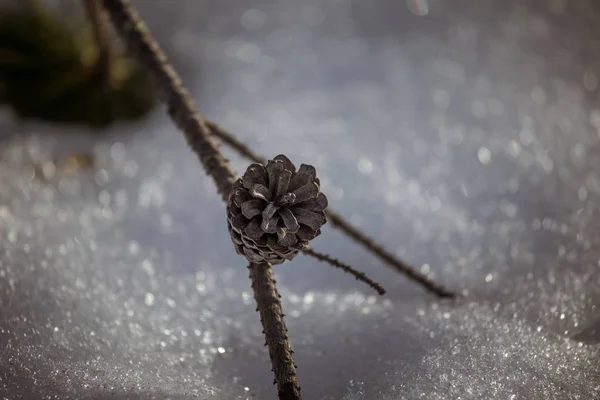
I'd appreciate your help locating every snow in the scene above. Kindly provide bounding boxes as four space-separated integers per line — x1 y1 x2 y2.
1 0 600 398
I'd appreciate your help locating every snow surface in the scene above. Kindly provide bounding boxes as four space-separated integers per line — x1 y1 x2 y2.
1 0 600 398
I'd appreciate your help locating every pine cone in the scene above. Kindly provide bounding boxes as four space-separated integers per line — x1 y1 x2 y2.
227 154 328 265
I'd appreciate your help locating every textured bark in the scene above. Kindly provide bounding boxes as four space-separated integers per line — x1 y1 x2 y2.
249 262 302 400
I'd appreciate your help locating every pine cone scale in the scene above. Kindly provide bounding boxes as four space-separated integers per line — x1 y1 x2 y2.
250 184 271 201
261 214 279 234
278 231 297 247
297 194 328 211
291 182 319 205
242 165 268 189
245 217 264 240
275 169 292 199
241 199 264 219
279 208 300 233
288 164 316 192
230 213 249 229
262 203 279 219
290 207 327 231
267 161 282 193
232 188 251 207
296 226 318 241
273 154 296 171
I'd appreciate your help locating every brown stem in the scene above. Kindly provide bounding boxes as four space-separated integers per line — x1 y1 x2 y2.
85 0 115 84
303 248 386 295
100 1 302 398
100 0 236 201
249 262 302 400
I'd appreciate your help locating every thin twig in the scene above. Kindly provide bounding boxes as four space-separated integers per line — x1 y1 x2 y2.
206 121 456 299
85 0 115 85
99 1 301 397
324 214 456 299
303 248 386 295
207 120 267 164
101 0 235 201
249 263 302 400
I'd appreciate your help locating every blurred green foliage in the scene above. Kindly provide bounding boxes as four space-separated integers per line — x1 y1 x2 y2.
0 1 157 128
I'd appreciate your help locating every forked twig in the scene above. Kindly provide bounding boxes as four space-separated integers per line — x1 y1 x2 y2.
303 248 386 295
207 105 456 298
100 1 300 398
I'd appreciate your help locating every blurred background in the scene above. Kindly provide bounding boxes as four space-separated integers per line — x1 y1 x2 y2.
1 0 600 399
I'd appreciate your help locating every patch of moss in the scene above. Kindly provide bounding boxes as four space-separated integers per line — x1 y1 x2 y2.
0 1 157 128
